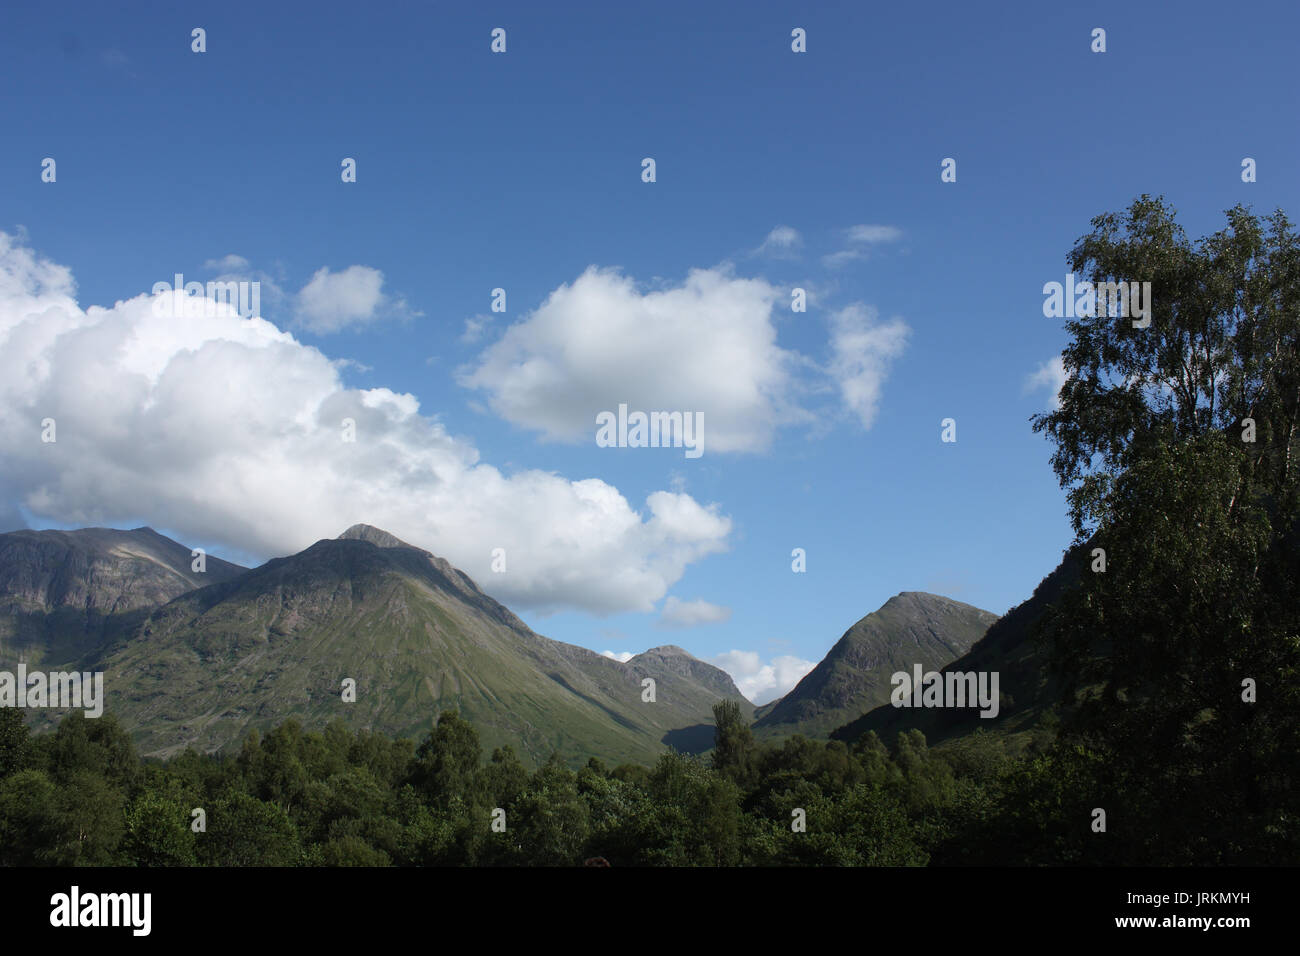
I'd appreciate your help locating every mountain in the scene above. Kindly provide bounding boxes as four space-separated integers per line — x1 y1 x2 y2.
754 592 997 740
830 547 1087 749
86 525 751 764
752 699 780 722
0 527 246 665
627 644 742 700
337 523 415 550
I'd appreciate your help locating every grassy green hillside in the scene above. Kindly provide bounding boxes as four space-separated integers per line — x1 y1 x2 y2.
82 527 749 766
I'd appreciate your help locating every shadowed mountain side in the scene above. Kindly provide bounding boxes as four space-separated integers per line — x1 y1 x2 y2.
831 546 1088 749
752 700 779 722
661 723 720 754
0 526 247 665
754 592 997 740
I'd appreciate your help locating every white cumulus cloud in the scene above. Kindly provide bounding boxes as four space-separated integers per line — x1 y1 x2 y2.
295 265 419 334
460 266 844 454
709 650 817 705
0 232 731 616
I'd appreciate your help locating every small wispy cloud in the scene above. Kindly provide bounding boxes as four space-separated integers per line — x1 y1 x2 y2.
460 313 494 344
845 224 902 244
823 224 902 269
331 357 374 374
657 597 732 629
754 225 802 258
828 303 909 429
203 254 251 273
196 254 286 317
1025 356 1067 409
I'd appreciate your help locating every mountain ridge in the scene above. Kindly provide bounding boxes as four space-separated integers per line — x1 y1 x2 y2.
0 526 248 666
830 546 1088 748
11 525 751 765
754 590 997 740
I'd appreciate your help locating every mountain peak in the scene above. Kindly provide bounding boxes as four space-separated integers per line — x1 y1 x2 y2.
753 590 997 738
636 645 694 659
336 524 415 550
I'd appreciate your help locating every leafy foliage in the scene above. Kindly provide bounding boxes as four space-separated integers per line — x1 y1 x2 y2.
1026 196 1300 864
0 704 1035 866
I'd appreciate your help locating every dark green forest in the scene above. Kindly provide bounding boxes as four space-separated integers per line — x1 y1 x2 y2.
1 196 1298 866
0 683 1289 866
0 704 1014 867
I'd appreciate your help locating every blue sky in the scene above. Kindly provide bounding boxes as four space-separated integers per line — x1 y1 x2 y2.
2 1 1297 702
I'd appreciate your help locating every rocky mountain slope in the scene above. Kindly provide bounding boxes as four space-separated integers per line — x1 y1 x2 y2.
72 525 750 764
754 592 997 740
0 526 246 665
